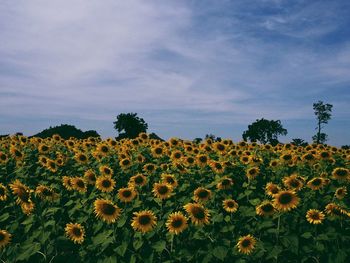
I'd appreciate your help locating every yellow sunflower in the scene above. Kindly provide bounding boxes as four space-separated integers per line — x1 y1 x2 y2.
161 174 178 188
256 201 275 216
117 187 137 203
307 177 325 191
0 152 8 164
96 144 110 156
129 174 147 187
222 199 239 213
283 174 304 191
0 183 7 201
0 230 12 249
236 234 257 255
196 154 208 167
332 168 349 181
131 210 157 233
96 176 116 193
209 161 225 174
143 163 156 174
84 170 96 185
273 190 299 212
75 152 88 164
324 203 345 217
71 177 87 193
306 209 325 224
99 165 113 177
165 212 188 235
62 176 74 191
9 180 32 205
246 167 260 180
216 177 234 190
35 185 59 202
119 158 132 170
152 182 173 200
335 187 347 200
94 199 122 224
65 223 85 244
183 203 210 226
265 182 280 196
193 187 212 203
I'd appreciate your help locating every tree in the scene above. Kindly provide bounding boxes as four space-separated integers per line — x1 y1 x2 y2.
113 113 148 139
33 124 100 139
312 101 333 144
291 138 308 147
242 118 287 145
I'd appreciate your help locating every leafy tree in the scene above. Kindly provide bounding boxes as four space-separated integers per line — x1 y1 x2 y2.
33 124 100 139
291 138 308 147
193 138 203 144
242 118 287 145
113 113 148 139
313 101 333 144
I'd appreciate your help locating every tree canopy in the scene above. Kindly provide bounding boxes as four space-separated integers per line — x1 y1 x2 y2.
313 101 333 144
113 113 148 139
33 124 100 139
242 118 287 145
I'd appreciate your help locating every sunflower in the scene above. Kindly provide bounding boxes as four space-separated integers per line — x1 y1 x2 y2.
96 176 116 193
332 168 349 181
240 155 250 165
38 144 50 153
210 161 225 174
273 190 299 212
307 177 325 191
283 174 304 191
99 165 113 176
117 187 137 203
35 185 59 202
71 177 87 193
62 176 74 191
75 152 88 164
256 201 275 216
46 160 57 173
9 180 32 205
0 183 7 201
0 152 8 164
152 182 173 200
222 199 239 213
306 209 325 224
183 156 196 167
10 147 23 160
196 154 208 167
213 142 226 154
94 199 122 224
0 230 11 249
193 187 212 203
324 203 345 217
136 154 145 163
335 187 347 200
269 159 279 167
119 158 132 170
166 212 188 235
151 146 164 158
131 210 157 233
265 182 280 196
84 170 96 185
246 167 260 180
161 173 178 188
183 203 210 226
129 174 147 187
96 144 110 156
217 177 234 190
236 235 257 255
143 163 156 174
65 223 85 244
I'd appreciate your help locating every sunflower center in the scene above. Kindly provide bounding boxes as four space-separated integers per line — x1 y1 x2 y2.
101 146 108 153
101 203 116 215
104 168 111 175
122 160 130 165
215 163 222 169
278 193 292 204
197 190 209 198
187 157 195 164
139 215 151 225
79 155 87 161
0 155 6 160
122 190 132 197
18 189 30 202
290 180 300 188
0 233 4 241
0 187 5 195
72 227 82 236
155 148 162 154
222 179 231 186
76 180 85 188
241 239 251 248
166 177 175 184
262 204 274 212
336 170 347 177
15 150 22 157
158 186 169 195
227 201 236 208
171 218 184 228
310 213 320 220
146 165 154 171
102 180 111 188
135 176 144 184
199 156 207 163
312 179 322 186
217 144 225 151
191 207 205 219
42 188 52 196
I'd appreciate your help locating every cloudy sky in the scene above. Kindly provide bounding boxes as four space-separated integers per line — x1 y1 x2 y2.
1 0 349 145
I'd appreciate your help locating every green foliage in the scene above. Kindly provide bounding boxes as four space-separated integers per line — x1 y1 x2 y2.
242 118 287 145
313 101 333 144
33 124 100 139
113 113 148 139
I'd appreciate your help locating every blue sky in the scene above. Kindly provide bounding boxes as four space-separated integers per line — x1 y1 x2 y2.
0 0 349 145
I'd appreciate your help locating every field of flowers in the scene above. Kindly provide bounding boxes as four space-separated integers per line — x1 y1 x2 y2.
0 133 350 262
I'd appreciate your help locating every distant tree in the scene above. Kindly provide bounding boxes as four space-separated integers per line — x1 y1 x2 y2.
291 138 308 147
33 124 100 139
193 138 203 144
0 134 9 139
312 101 333 144
149 133 163 141
242 118 287 145
113 113 148 139
204 134 221 142
341 145 350 150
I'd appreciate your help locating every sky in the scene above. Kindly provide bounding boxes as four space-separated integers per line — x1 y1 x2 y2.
0 0 349 145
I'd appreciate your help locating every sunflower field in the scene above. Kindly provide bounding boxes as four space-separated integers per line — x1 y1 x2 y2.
0 133 350 262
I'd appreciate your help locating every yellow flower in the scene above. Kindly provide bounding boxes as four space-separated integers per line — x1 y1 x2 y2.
256 201 275 216
131 210 157 233
96 176 116 193
65 223 85 244
94 199 122 224
165 212 188 235
117 187 137 203
0 230 12 249
236 235 257 255
306 209 325 224
193 187 211 203
222 199 238 213
152 182 173 200
183 203 210 226
273 190 299 212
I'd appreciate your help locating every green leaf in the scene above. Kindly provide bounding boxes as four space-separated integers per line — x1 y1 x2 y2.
249 198 260 206
92 230 114 246
301 232 312 239
0 212 10 222
152 240 166 253
117 215 127 227
224 215 231 222
212 213 224 223
116 241 128 257
21 216 34 225
212 246 228 261
133 239 143 250
16 242 41 261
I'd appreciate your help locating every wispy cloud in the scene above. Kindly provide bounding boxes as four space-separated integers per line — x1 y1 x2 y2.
0 0 349 145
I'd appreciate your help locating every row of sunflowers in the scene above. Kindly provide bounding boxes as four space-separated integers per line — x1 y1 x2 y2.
0 133 350 262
